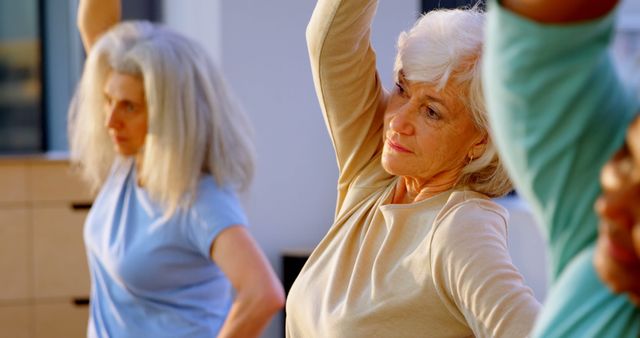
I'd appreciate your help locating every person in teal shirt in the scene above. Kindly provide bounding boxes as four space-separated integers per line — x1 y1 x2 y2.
483 0 640 336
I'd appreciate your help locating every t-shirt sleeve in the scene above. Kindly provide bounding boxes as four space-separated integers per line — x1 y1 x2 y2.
430 201 541 338
186 183 249 258
482 2 637 278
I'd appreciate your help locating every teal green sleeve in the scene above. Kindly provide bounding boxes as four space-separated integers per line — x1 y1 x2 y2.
483 3 640 338
532 248 639 337
483 3 636 278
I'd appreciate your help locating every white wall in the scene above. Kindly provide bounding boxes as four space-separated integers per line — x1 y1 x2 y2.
163 1 418 337
496 197 549 303
161 0 222 65
613 0 640 101
618 0 640 30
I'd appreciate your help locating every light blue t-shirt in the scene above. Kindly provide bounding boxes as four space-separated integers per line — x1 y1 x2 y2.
84 158 248 338
484 2 640 337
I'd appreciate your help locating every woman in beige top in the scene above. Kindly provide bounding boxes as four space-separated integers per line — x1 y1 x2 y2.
285 0 540 337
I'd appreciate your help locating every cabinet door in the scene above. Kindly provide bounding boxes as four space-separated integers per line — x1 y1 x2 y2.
34 302 88 338
33 207 90 299
0 304 31 338
0 163 28 203
29 162 92 203
0 208 30 300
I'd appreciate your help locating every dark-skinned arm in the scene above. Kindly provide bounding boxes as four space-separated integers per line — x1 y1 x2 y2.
502 0 618 23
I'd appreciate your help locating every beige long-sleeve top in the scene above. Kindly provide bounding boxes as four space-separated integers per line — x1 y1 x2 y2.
285 0 540 337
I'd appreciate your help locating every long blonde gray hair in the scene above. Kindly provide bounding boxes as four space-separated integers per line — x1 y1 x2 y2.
69 21 255 216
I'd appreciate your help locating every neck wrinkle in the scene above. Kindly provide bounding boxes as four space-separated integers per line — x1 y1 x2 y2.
394 170 462 204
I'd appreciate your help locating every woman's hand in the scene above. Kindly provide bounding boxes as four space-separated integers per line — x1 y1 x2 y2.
77 0 121 52
211 226 285 338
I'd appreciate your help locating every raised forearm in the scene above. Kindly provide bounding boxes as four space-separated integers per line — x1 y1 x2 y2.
77 0 121 52
502 0 619 23
306 0 386 190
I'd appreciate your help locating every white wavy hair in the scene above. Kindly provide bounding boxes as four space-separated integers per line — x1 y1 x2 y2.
394 6 512 198
69 21 255 216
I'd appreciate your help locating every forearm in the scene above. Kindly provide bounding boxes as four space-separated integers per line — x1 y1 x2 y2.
306 0 382 116
77 0 121 52
217 291 282 338
501 0 618 23
307 0 377 61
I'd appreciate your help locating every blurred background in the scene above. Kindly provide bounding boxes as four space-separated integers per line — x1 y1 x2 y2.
0 0 638 337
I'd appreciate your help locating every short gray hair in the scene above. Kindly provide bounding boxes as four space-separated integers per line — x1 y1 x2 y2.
393 6 512 198
69 21 255 215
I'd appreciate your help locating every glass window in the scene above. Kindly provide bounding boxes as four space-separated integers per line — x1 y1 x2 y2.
0 0 43 153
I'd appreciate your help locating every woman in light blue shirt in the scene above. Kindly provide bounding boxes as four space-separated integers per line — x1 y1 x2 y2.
68 1 284 337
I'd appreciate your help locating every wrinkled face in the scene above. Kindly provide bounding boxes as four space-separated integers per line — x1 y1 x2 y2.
594 114 640 305
381 72 485 182
103 71 148 156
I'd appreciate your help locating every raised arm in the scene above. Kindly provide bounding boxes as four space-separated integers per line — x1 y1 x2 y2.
307 0 387 192
501 0 618 23
483 0 635 278
77 0 121 53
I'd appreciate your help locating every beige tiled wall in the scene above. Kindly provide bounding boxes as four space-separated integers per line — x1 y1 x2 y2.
0 208 30 300
33 207 90 299
0 164 28 203
0 305 31 338
34 303 89 338
0 159 92 338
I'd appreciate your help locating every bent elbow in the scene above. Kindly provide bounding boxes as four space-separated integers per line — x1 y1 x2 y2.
261 282 285 314
306 5 328 66
239 280 285 318
306 25 323 65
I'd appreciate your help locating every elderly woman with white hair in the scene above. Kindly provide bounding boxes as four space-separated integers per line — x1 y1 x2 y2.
69 0 284 337
285 0 540 337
